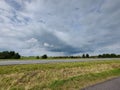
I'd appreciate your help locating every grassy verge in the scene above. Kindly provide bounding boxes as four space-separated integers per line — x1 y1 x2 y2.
50 69 120 90
0 60 120 90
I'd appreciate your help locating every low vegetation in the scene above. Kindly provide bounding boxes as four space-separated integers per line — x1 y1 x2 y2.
0 60 120 90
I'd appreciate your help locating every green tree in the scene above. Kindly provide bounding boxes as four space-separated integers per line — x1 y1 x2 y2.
14 53 21 59
82 54 85 58
86 54 89 58
41 54 47 59
0 51 21 59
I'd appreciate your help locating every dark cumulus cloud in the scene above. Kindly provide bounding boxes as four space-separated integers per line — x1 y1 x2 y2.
33 30 87 55
0 0 120 56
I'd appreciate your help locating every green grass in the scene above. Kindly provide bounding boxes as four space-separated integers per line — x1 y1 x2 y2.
50 69 120 90
0 60 120 90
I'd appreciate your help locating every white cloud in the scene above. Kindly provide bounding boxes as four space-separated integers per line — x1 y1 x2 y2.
0 0 120 56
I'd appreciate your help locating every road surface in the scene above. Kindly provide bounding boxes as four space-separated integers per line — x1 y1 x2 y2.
82 77 120 90
0 58 119 66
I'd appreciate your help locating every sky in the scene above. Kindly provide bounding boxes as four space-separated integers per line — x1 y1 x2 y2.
0 0 120 56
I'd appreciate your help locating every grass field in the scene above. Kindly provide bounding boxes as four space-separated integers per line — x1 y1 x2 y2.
0 60 120 90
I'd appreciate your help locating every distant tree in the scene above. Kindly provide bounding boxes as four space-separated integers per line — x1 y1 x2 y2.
0 51 21 59
117 55 120 58
2 51 10 59
41 54 47 59
110 53 116 58
10 51 15 56
98 54 102 58
82 54 85 58
98 53 118 58
36 56 40 59
70 56 74 58
86 54 89 58
14 53 21 59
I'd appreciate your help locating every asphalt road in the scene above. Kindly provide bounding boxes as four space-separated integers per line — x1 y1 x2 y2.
82 77 120 90
0 58 119 66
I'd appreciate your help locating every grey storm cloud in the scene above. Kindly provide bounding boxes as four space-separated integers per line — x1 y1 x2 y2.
0 0 120 56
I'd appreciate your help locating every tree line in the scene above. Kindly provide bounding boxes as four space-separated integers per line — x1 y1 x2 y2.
45 53 120 59
49 54 90 59
0 51 21 59
0 51 120 59
98 54 120 58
